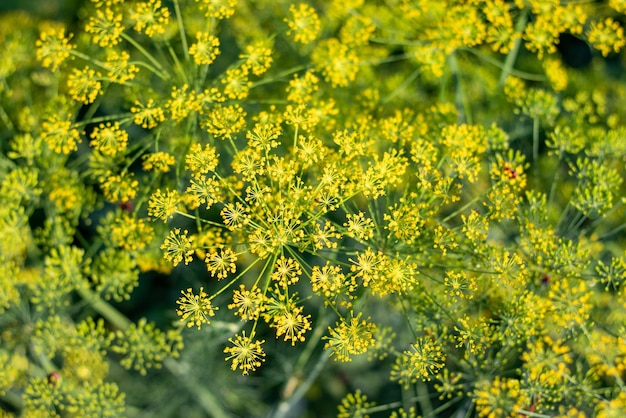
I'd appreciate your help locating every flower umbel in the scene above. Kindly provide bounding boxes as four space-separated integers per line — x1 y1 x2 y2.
223 331 266 375
176 287 217 329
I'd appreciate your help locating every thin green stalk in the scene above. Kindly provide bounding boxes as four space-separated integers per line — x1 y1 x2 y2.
417 380 434 417
69 50 107 69
173 0 190 63
73 112 134 127
121 32 169 80
76 285 131 330
498 9 529 87
0 103 15 131
448 52 471 124
547 150 564 209
269 350 331 418
250 64 307 88
532 115 540 188
163 358 231 418
459 48 546 82
383 67 420 104
441 193 482 223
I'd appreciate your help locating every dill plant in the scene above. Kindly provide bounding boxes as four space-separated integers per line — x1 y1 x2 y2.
1 1 626 417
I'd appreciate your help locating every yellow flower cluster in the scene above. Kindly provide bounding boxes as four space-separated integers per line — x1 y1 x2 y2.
2 0 626 417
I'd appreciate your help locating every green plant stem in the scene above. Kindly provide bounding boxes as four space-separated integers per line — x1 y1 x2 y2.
440 194 482 224
251 65 307 88
417 380 434 417
532 115 540 188
76 285 131 330
121 32 169 80
383 67 420 104
270 350 330 418
173 0 190 63
448 52 471 124
547 150 564 209
73 112 134 127
163 358 231 418
0 103 15 131
498 9 529 87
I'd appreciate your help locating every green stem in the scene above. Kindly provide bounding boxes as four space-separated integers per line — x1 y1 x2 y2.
250 65 307 88
270 350 330 418
163 358 231 418
69 50 107 69
448 52 471 124
121 32 169 80
73 112 134 127
76 286 131 330
417 380 434 417
547 150 564 210
383 67 420 104
441 193 482 223
461 48 546 82
532 115 540 188
173 0 190 63
498 9 529 87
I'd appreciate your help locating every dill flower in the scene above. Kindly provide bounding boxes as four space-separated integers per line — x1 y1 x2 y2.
474 377 530 418
176 287 217 329
105 49 139 83
222 67 252 100
89 122 128 156
67 66 102 104
220 202 251 230
141 151 175 173
272 305 312 346
197 0 237 19
85 6 124 47
92 247 139 302
185 175 221 209
112 318 183 375
35 26 75 70
228 284 265 321
205 247 237 279
148 189 181 221
311 263 353 301
106 212 155 251
240 41 273 76
405 337 445 381
202 104 247 138
223 331 266 375
271 256 302 286
166 84 202 122
101 173 139 204
185 143 220 175
324 313 376 362
129 0 170 37
311 38 359 87
588 18 626 57
189 32 220 65
285 3 321 45
131 98 166 129
161 229 195 267
41 114 81 155
337 389 375 418
286 70 319 103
